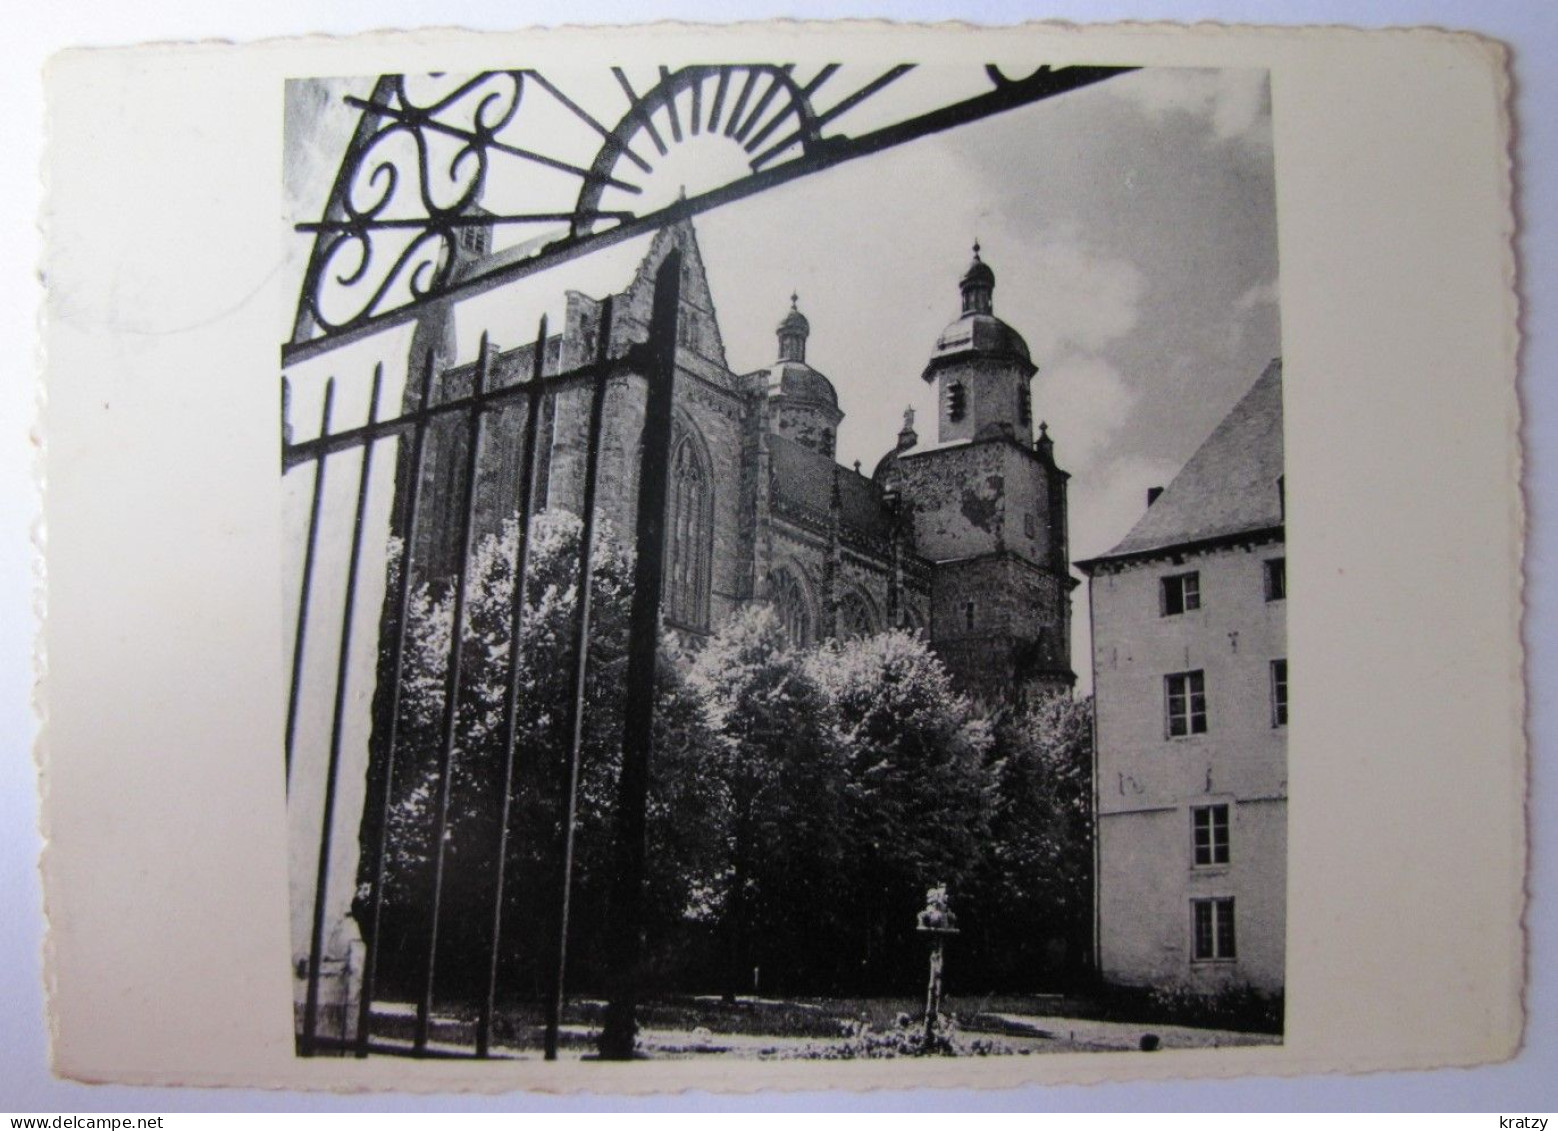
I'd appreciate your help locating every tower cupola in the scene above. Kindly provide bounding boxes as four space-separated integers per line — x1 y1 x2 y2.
960 241 995 315
777 292 810 362
762 293 843 457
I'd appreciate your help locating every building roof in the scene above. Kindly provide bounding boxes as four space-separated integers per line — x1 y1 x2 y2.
765 360 841 411
920 245 1034 381
1088 359 1284 564
768 433 896 542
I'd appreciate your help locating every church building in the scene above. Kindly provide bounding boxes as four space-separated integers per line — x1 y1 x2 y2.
406 219 1075 700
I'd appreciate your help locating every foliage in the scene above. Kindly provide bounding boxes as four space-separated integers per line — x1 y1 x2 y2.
1140 983 1285 1035
804 631 995 992
685 606 845 997
785 1014 1018 1059
361 532 1098 1005
961 694 1096 987
359 510 721 999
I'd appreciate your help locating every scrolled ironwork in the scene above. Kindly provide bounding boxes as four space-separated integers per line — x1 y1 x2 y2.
294 72 525 338
289 62 1135 356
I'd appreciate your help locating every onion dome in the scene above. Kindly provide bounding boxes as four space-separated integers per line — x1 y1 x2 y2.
776 291 810 362
960 240 996 310
768 361 840 411
921 242 1034 382
766 293 840 412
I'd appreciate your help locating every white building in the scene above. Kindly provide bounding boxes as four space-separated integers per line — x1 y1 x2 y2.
1076 359 1286 994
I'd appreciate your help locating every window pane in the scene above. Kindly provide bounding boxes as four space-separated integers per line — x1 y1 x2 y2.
1266 557 1286 601
1193 902 1213 959
1272 658 1288 726
1216 900 1237 958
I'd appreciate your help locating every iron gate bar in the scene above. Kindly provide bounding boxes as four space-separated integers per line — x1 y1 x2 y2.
301 366 383 1056
284 64 1133 365
598 250 681 1060
610 68 668 157
284 380 334 789
542 296 617 1062
707 67 731 135
413 333 493 1055
476 313 550 1058
289 76 398 345
337 93 645 194
283 355 631 470
298 212 639 233
522 70 653 176
723 68 759 141
730 65 792 145
659 68 683 144
744 64 836 155
352 350 438 1058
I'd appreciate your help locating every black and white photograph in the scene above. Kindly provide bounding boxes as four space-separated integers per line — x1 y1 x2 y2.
280 60 1287 1063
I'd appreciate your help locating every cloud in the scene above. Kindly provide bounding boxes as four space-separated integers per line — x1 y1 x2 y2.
1068 453 1186 562
1033 355 1136 474
1234 278 1281 311
1007 228 1146 359
1106 68 1272 151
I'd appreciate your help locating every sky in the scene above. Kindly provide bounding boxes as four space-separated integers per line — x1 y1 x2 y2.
284 65 1282 690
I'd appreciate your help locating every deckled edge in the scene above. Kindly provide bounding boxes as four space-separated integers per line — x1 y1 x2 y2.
33 17 1526 1096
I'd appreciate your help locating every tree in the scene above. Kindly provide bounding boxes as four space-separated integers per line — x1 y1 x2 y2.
964 693 1095 988
805 631 994 992
359 509 721 1002
686 605 845 997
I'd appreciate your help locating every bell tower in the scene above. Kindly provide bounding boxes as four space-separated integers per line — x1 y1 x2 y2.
922 243 1038 445
880 243 1075 700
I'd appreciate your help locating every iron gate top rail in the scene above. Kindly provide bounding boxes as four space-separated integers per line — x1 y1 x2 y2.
281 337 663 469
286 63 1133 366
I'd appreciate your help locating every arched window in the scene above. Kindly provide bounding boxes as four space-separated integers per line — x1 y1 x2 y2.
838 590 878 640
768 568 812 647
665 429 713 630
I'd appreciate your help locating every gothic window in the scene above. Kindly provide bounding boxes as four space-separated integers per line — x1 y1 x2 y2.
665 430 713 630
769 568 812 647
1019 381 1033 426
838 590 877 640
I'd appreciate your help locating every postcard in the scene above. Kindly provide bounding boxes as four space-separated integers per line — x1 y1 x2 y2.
39 20 1521 1091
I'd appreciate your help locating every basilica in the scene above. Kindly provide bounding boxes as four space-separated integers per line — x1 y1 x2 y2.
406 219 1075 701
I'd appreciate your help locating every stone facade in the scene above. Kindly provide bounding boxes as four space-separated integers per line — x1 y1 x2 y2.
405 220 1073 698
1078 361 1287 994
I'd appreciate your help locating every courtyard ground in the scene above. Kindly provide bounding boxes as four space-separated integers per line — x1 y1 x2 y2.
357 994 1280 1059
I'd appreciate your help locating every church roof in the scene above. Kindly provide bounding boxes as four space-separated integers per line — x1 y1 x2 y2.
766 360 840 411
921 245 1034 381
921 314 1034 379
1085 359 1284 565
768 433 895 542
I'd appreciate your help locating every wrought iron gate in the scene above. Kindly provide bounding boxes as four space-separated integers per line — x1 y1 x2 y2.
281 61 1129 1062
